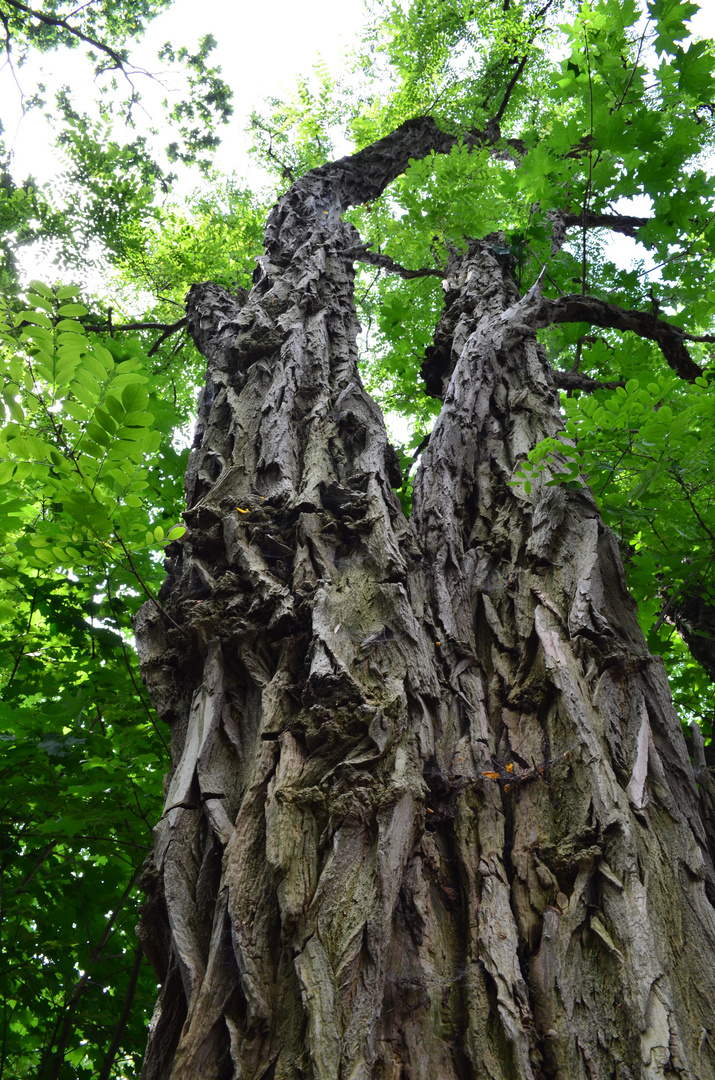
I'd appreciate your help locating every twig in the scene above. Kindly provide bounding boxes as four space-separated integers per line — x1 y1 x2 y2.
524 243 565 296
105 577 169 755
112 531 186 636
348 245 445 279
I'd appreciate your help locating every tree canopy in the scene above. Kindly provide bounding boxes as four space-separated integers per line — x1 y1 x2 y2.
1 0 715 1075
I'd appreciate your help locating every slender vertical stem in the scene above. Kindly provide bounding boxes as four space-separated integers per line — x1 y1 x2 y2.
97 947 144 1080
582 23 594 296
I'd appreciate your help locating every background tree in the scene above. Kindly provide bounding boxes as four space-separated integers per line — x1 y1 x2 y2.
132 1 715 1078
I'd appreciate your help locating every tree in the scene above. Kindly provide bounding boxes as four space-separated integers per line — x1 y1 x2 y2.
133 1 715 1078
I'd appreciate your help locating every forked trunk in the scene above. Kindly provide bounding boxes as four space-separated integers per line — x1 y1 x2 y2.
134 124 715 1080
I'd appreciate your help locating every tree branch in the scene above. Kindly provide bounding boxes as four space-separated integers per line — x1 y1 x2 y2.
537 294 708 382
349 245 445 280
85 318 187 335
112 531 186 636
561 211 650 237
83 317 187 357
2 0 130 70
36 863 145 1080
552 371 625 392
493 52 530 123
97 947 143 1080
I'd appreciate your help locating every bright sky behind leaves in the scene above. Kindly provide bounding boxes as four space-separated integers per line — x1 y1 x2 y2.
1 0 368 191
1 0 715 283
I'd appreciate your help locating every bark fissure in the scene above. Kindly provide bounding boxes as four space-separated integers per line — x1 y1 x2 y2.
135 123 715 1080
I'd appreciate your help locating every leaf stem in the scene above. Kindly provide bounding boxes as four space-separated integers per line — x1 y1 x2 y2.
112 531 186 636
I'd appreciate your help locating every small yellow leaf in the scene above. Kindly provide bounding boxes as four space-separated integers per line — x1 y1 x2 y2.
237 507 250 513
482 771 500 780
506 763 514 773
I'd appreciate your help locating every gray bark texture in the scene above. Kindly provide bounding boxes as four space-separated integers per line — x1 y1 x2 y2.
134 119 715 1080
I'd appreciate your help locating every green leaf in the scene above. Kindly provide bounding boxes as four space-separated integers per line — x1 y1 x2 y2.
121 384 148 411
85 423 112 449
28 281 55 299
17 311 52 329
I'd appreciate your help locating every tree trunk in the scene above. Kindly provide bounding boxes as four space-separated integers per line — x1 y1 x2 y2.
134 122 715 1080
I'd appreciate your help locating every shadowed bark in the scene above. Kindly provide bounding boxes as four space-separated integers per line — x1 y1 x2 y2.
134 118 715 1080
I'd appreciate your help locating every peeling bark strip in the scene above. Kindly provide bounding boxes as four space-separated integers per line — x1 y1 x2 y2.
135 119 715 1080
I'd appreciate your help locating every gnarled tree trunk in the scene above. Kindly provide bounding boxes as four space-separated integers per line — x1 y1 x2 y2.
134 119 715 1080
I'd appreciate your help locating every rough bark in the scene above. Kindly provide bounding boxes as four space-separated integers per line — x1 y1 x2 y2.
134 121 715 1080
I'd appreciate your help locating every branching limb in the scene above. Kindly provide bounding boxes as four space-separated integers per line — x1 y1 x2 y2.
349 245 445 280
147 322 186 357
560 211 650 237
83 317 187 357
551 370 625 392
537 294 709 381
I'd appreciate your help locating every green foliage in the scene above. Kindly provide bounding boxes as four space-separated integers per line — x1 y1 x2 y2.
0 3 251 1074
159 34 234 172
118 177 266 304
249 59 352 182
0 282 192 1077
0 0 171 69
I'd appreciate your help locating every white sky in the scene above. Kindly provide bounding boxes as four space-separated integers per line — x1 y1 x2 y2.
1 0 369 191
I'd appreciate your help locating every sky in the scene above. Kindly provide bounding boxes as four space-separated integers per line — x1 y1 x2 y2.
136 0 369 178
1 0 370 193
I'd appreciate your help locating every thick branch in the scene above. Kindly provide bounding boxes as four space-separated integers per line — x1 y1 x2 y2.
2 0 129 69
561 211 650 237
264 115 500 257
85 318 187 335
539 294 707 381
